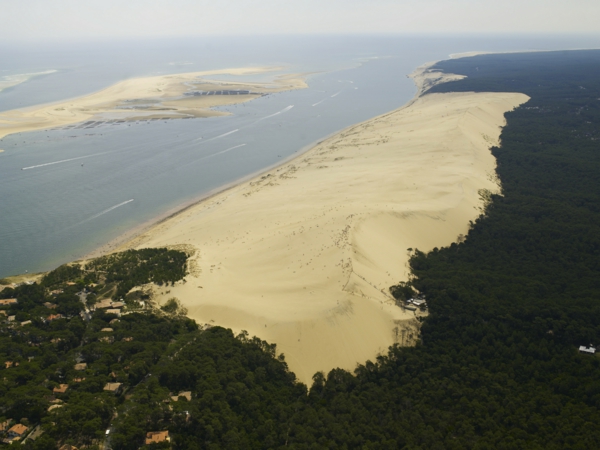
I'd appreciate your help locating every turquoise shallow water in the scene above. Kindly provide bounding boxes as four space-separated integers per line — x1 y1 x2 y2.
2 34 600 277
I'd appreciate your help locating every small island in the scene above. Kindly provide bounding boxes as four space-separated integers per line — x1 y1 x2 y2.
0 67 307 140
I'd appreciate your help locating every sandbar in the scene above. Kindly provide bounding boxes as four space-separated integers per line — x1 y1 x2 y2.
0 70 58 93
0 67 307 140
111 63 528 383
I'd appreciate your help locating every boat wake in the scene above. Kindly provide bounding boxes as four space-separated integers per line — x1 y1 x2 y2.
70 199 134 228
21 152 108 170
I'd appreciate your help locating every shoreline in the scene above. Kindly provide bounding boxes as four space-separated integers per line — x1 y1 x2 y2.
82 135 328 260
87 59 456 261
102 56 528 384
83 117 370 262
5 54 529 384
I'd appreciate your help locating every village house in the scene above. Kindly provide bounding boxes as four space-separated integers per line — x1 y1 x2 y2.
59 444 79 450
95 299 113 309
44 302 58 309
21 320 32 326
47 314 63 322
100 328 113 333
579 345 596 354
171 391 192 402
7 423 28 440
407 298 427 307
106 308 121 317
145 431 170 445
0 299 17 306
74 363 87 371
0 420 12 433
104 382 123 394
53 384 69 394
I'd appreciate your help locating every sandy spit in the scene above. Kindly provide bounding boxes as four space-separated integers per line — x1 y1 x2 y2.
110 62 528 383
0 67 307 140
0 70 58 93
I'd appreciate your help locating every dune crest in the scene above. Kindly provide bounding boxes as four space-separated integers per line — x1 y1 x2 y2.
117 88 529 384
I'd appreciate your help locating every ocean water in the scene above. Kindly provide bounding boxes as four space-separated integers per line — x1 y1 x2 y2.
1 34 600 277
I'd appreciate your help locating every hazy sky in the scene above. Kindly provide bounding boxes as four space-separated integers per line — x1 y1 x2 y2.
3 0 600 41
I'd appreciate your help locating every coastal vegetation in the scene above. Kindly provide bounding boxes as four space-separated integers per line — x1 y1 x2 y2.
0 249 191 448
2 50 600 448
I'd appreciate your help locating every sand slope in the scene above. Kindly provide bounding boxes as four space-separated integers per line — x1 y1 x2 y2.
118 90 529 384
0 67 307 140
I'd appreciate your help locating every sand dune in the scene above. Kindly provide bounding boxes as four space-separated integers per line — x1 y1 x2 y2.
0 67 307 139
115 84 528 384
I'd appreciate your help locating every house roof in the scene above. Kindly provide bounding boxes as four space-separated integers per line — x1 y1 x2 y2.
95 299 113 309
103 382 122 392
0 298 17 305
8 423 28 436
53 384 69 394
579 346 596 354
145 431 169 444
171 391 192 402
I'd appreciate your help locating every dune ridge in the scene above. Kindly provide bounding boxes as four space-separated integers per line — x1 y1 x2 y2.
112 66 529 384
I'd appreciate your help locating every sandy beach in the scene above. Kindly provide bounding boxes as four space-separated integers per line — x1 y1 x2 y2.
0 67 307 140
109 63 528 383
